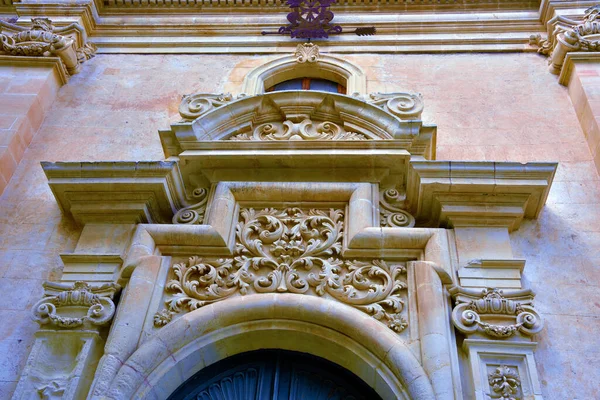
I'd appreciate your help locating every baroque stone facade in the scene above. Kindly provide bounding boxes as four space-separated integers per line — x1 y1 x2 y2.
1 1 600 399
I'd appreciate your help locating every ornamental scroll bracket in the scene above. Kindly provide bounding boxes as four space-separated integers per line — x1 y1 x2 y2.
31 281 120 329
156 207 409 333
529 4 600 76
449 286 543 339
379 187 416 228
0 18 97 76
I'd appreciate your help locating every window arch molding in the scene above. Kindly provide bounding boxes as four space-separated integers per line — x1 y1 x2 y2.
241 52 367 96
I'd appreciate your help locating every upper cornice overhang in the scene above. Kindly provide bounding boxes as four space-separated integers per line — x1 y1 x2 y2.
2 0 546 53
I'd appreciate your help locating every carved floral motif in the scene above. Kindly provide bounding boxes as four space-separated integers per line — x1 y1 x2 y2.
295 42 319 63
37 381 65 400
32 281 120 329
156 208 408 332
173 188 209 224
379 188 415 228
450 287 542 339
488 365 521 400
229 119 367 141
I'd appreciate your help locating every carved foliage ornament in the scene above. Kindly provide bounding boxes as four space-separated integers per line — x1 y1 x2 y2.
489 365 521 400
450 287 542 339
156 208 408 333
295 42 319 63
32 281 120 329
0 18 97 75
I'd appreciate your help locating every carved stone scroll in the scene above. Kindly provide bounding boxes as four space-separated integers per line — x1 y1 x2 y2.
229 119 367 141
449 287 542 339
156 207 408 332
172 187 209 224
0 18 96 76
379 188 415 228
31 281 120 329
368 92 424 120
179 93 234 121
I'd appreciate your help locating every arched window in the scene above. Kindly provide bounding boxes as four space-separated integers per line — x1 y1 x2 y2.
266 77 346 94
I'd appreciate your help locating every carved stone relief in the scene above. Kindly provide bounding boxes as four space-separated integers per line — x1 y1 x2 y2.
366 92 424 120
31 281 120 329
0 18 97 75
379 188 415 228
178 92 235 121
294 42 319 63
530 4 600 75
450 287 542 339
156 207 409 332
229 119 367 141
172 188 209 224
488 365 521 400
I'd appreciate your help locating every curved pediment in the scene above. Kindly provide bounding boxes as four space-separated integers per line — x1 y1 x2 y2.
161 90 434 157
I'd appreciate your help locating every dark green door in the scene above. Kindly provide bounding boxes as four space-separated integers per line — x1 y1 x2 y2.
167 349 382 400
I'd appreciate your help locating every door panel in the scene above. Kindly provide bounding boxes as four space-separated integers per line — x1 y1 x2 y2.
168 350 381 400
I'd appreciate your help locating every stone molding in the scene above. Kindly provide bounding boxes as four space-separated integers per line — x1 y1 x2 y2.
241 48 366 95
0 17 96 76
449 286 543 340
0 54 69 84
1 0 543 53
31 281 120 330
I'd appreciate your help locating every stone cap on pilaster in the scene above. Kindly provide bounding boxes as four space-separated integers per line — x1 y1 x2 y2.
406 161 557 231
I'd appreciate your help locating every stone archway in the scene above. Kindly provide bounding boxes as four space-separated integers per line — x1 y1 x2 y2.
101 294 435 400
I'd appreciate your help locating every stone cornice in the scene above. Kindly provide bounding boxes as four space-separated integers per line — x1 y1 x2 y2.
2 0 546 53
406 161 557 231
0 55 68 84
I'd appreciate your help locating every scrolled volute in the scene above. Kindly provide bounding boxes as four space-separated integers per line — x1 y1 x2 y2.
179 93 233 121
450 287 542 339
173 187 209 224
31 281 120 329
229 119 367 141
379 188 415 228
368 92 424 120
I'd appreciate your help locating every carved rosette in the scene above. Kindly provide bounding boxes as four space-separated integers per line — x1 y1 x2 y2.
156 208 409 332
295 42 319 63
179 93 233 121
229 119 367 141
172 187 209 224
379 188 415 228
0 18 96 75
32 281 120 329
488 365 521 400
450 287 542 339
368 92 424 120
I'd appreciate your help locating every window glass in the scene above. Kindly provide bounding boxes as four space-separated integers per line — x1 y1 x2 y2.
268 78 346 94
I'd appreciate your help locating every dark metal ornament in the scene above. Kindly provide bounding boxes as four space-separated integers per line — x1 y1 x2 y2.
279 0 342 39
261 0 376 39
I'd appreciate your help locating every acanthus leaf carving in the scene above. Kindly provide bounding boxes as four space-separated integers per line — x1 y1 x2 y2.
179 93 234 121
449 287 543 339
31 281 120 329
488 365 521 400
294 42 319 63
156 207 408 333
229 119 367 141
173 187 209 224
379 188 415 228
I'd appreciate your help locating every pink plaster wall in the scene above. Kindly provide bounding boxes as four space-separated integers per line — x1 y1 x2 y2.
0 53 597 399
